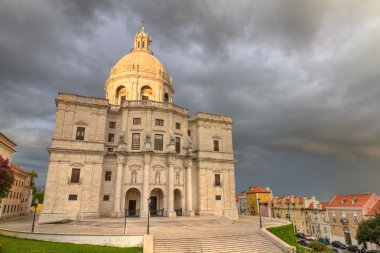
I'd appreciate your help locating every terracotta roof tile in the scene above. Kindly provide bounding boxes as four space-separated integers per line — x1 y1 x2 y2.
367 200 380 216
246 185 271 194
328 194 375 207
10 163 29 176
320 202 329 210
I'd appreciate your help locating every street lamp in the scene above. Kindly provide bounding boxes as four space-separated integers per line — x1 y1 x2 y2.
147 198 151 235
257 198 262 229
31 199 39 233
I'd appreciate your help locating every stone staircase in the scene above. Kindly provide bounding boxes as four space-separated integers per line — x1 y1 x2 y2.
154 232 285 253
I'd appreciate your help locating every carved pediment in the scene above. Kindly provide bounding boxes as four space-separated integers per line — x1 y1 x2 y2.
152 164 164 171
70 162 84 167
128 164 142 170
75 120 88 126
213 169 222 173
175 166 183 171
212 135 221 139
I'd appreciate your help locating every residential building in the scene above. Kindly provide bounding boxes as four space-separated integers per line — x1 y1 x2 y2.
306 201 331 239
39 25 238 223
0 164 32 219
236 191 248 215
273 195 316 234
327 193 380 248
0 132 16 162
246 186 272 217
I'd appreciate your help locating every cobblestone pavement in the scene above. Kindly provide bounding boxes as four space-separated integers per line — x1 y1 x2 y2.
0 214 289 239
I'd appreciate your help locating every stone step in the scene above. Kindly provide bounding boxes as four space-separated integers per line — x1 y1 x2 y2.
154 233 285 253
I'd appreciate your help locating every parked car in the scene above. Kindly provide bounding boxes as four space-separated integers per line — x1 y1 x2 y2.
347 245 360 252
298 239 310 248
295 232 305 239
366 250 380 253
331 241 347 249
318 238 330 245
305 234 317 241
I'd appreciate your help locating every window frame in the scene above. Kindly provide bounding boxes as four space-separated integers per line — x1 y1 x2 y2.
76 127 85 140
154 134 164 151
133 118 141 125
105 171 112 181
175 137 181 153
108 133 115 142
175 122 181 130
70 168 81 183
68 194 78 201
132 133 140 150
214 174 221 186
155 119 164 126
213 140 220 151
109 121 116 129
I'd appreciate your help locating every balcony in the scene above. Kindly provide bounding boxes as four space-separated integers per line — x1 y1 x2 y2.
68 177 82 185
121 100 189 115
340 218 349 225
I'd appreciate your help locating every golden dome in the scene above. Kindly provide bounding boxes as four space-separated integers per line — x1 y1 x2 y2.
107 50 171 85
104 25 174 105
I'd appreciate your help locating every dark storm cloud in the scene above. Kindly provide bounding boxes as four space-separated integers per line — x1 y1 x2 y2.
0 0 379 199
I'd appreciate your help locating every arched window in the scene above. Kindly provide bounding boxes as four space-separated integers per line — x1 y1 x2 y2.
140 85 152 100
116 86 126 105
164 93 169 103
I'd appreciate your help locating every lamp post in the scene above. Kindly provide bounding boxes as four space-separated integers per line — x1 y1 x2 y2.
147 198 151 235
124 208 127 234
31 199 38 233
257 198 262 229
287 201 291 221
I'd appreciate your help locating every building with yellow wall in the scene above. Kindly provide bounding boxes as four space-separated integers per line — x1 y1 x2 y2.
246 186 272 217
273 195 317 234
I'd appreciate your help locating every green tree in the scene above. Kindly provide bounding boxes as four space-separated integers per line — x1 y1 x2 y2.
28 170 38 186
31 185 44 204
356 212 380 248
0 155 14 198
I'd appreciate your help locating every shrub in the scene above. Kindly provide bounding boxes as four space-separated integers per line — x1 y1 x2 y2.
0 242 3 253
309 241 331 252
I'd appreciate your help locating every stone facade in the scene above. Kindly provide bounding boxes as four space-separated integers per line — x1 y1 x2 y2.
305 202 330 239
236 191 248 215
327 193 380 248
273 195 316 234
39 26 238 223
0 132 16 162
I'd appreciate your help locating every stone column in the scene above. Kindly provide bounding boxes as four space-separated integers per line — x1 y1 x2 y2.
113 156 124 217
186 160 194 216
167 159 176 217
141 154 150 217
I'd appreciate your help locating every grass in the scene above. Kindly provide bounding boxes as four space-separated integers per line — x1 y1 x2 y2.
267 224 312 252
0 235 143 253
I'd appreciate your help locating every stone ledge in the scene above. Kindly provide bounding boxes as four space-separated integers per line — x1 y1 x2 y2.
259 226 296 253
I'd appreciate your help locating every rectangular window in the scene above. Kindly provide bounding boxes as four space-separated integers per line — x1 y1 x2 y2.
105 171 112 181
133 118 141 125
155 119 164 126
68 194 78 201
132 133 140 150
213 140 220 151
214 174 221 186
353 211 358 224
103 195 110 201
107 148 113 152
154 134 163 151
188 130 191 136
215 195 222 200
108 134 115 142
175 137 181 153
142 95 149 101
71 168 80 183
109 121 116 129
76 127 85 140
332 211 336 222
342 211 346 218
175 123 181 130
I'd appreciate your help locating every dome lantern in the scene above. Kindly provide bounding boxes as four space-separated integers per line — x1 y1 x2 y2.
133 22 152 52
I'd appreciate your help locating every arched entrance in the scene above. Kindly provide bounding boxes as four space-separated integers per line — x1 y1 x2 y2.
174 189 182 216
125 188 141 217
150 188 164 217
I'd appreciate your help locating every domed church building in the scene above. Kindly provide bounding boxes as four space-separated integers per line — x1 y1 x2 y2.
39 26 238 223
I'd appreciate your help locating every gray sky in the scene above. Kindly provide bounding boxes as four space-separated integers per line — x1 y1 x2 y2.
0 0 379 201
